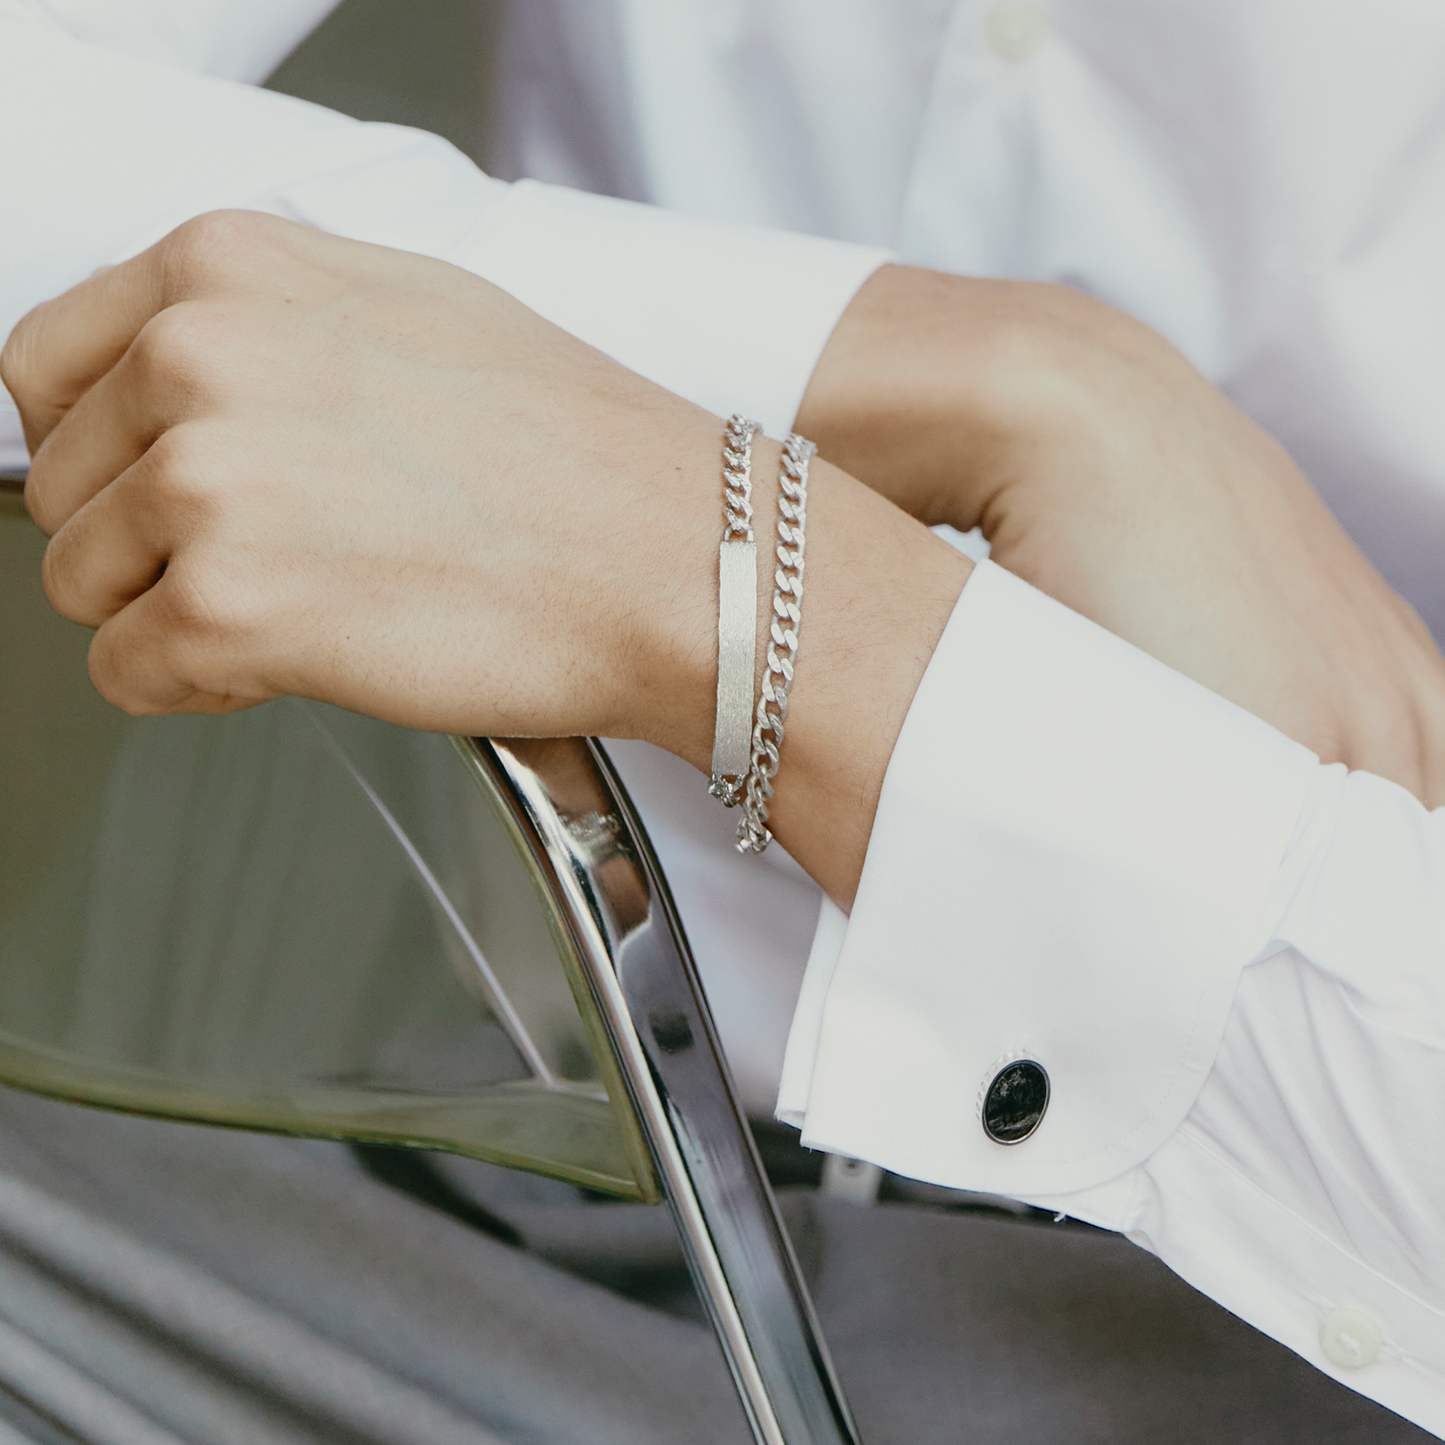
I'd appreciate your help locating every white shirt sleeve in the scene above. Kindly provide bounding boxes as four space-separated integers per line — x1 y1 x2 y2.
0 0 340 82
0 12 890 467
780 559 1445 1437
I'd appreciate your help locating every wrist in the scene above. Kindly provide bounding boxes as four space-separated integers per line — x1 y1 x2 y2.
630 427 789 776
622 410 970 906
794 265 1029 531
760 455 970 902
604 408 735 764
795 265 1154 537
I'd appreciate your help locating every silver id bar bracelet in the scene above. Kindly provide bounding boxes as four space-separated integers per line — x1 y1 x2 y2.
708 414 760 805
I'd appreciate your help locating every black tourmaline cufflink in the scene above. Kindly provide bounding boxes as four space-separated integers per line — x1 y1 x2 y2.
982 1059 1050 1145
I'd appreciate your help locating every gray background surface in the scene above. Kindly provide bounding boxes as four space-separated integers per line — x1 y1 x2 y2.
265 0 499 171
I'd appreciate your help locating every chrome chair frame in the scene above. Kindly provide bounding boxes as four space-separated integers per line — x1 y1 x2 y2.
471 736 860 1445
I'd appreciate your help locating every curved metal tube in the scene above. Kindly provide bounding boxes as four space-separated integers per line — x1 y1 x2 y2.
463 735 862 1445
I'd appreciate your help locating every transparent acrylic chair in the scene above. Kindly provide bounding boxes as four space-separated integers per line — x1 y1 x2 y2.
0 482 860 1445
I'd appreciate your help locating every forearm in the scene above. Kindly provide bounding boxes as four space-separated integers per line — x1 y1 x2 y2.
2 13 898 492
798 262 1445 807
784 565 1445 1431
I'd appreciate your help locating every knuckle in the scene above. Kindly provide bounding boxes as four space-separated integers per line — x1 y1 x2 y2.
0 310 40 402
39 530 86 623
141 424 215 510
88 569 257 718
87 629 161 717
160 210 280 293
1 307 67 450
23 470 61 535
126 304 228 399
156 565 224 644
158 568 268 706
136 428 238 548
158 560 260 652
38 534 77 618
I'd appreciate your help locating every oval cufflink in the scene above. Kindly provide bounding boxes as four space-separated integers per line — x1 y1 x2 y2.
981 1059 1050 1145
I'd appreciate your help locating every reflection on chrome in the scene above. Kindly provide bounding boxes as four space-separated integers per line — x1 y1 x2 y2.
476 736 861 1445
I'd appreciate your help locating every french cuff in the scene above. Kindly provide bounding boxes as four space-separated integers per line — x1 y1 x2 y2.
778 560 1320 1196
453 179 894 437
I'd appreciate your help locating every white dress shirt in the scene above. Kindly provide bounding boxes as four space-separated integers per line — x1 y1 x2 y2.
3 0 1445 1433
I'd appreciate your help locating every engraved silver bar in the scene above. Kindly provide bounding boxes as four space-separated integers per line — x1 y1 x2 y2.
711 537 757 788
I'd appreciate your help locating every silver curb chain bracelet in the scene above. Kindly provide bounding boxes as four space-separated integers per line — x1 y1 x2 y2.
737 430 814 854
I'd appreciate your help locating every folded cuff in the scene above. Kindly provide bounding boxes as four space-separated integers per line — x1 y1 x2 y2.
779 560 1320 1195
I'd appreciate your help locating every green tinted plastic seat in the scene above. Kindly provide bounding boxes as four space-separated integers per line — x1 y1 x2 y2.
0 488 653 1197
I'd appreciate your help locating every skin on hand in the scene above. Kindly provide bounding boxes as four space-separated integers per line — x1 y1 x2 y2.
0 211 968 906
799 265 1445 809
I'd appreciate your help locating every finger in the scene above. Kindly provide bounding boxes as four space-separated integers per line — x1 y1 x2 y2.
87 571 269 718
1 246 168 455
41 456 172 629
0 210 278 455
25 303 220 534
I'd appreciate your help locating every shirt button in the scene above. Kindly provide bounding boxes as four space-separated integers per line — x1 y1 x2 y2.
982 1059 1050 1144
1320 1307 1383 1369
985 1 1052 62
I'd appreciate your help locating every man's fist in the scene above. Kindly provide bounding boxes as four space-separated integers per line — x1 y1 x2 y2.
3 210 733 743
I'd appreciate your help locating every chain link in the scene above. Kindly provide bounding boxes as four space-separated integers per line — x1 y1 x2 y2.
737 432 815 853
721 413 759 543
